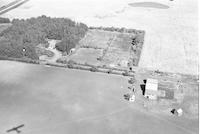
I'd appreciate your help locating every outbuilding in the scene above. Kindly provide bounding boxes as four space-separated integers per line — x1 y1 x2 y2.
144 78 158 100
69 48 76 55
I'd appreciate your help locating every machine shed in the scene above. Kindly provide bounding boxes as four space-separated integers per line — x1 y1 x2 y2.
144 78 158 100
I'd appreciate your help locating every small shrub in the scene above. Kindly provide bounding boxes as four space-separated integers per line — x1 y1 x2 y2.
128 77 136 84
90 66 98 72
56 58 68 64
122 71 129 76
84 62 91 67
102 65 106 68
67 63 73 68
68 60 76 65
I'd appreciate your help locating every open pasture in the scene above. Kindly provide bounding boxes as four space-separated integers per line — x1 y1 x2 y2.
101 33 134 67
69 48 102 66
0 60 198 134
110 33 132 52
1 0 198 75
71 29 140 68
79 29 117 49
102 47 130 68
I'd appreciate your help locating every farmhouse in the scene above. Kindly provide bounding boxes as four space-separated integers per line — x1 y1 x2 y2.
144 78 158 100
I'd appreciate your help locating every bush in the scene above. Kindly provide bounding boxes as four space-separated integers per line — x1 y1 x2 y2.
128 77 136 84
102 65 107 68
122 71 129 76
68 60 76 65
84 62 90 66
67 63 73 68
90 66 98 72
56 58 68 64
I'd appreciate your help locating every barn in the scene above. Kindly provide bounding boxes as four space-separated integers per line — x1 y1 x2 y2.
144 78 158 100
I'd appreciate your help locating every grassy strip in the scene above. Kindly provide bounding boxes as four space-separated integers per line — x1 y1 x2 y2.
1 57 197 80
0 56 134 77
56 59 135 76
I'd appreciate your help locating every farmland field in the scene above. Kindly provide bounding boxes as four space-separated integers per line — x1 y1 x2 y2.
0 60 198 134
1 0 198 75
102 47 130 68
79 29 118 49
102 33 136 67
69 48 102 66
0 0 198 134
68 29 141 69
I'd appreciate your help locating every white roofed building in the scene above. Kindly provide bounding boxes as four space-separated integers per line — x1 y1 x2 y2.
144 78 158 100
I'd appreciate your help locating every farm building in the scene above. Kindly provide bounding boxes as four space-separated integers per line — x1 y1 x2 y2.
144 78 158 100
69 48 76 54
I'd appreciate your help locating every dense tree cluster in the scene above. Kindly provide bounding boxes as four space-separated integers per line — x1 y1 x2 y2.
0 15 88 59
55 36 76 53
55 22 88 53
0 17 10 23
0 37 38 59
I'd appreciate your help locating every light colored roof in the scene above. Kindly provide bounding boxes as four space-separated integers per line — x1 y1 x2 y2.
147 78 158 84
146 78 158 91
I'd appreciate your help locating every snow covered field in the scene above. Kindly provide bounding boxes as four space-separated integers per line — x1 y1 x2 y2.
1 0 199 75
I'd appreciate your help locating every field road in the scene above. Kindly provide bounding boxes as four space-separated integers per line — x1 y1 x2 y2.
0 0 29 15
45 40 62 63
